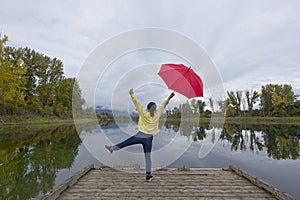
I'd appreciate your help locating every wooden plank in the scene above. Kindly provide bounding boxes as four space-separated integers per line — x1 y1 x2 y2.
59 197 273 200
51 165 294 200
70 184 260 190
63 188 272 196
230 165 295 200
41 164 94 200
59 191 274 198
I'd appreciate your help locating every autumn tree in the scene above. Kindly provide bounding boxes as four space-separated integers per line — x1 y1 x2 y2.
0 35 28 114
1 35 85 118
260 84 297 116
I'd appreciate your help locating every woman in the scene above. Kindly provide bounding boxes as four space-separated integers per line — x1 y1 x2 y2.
105 88 175 181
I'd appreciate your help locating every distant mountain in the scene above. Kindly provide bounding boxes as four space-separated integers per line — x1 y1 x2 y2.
95 106 139 116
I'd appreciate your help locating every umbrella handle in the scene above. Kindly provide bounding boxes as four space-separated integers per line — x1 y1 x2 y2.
168 91 175 100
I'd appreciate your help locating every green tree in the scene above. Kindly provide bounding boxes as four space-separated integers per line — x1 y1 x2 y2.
72 78 85 116
260 84 297 116
2 41 85 118
245 90 260 115
0 35 28 114
225 104 235 117
226 91 242 116
286 100 300 116
197 99 206 114
54 78 74 118
4 47 36 103
35 56 64 110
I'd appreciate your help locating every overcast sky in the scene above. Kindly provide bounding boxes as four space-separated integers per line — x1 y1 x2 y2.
1 0 300 108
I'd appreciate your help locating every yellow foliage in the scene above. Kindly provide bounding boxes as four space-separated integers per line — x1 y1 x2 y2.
0 35 28 112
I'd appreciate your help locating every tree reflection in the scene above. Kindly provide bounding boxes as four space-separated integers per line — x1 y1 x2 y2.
263 124 300 160
221 124 264 152
194 126 206 142
164 120 300 160
164 119 209 142
0 125 81 199
221 124 300 159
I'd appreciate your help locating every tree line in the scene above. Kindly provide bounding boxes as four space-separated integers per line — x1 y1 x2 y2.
0 35 85 118
224 84 299 117
167 84 300 118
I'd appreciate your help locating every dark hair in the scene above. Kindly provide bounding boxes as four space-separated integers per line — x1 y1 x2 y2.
147 102 156 117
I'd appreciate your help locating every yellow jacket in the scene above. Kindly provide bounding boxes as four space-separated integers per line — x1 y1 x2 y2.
131 94 170 134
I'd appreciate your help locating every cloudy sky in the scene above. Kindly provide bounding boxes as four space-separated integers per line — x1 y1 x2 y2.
1 0 300 108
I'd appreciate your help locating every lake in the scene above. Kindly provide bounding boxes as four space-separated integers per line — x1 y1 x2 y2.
0 121 300 199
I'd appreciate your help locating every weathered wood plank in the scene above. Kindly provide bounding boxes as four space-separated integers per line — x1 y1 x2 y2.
64 189 271 197
42 165 294 200
59 192 274 198
88 169 234 175
59 197 274 200
71 185 260 190
230 165 295 200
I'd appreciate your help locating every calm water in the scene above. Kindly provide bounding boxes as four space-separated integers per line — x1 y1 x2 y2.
0 122 300 199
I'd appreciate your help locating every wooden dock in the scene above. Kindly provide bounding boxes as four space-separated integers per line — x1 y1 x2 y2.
42 164 295 200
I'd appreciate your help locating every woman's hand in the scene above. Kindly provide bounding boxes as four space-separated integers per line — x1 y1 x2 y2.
129 88 134 96
168 92 175 100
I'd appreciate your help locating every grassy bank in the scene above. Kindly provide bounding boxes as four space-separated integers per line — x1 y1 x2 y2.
0 113 98 126
197 116 300 124
0 114 75 126
224 116 300 124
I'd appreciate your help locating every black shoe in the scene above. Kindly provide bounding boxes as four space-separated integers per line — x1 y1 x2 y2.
146 175 153 182
105 145 113 154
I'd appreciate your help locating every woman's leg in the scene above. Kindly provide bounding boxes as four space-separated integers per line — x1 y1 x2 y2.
142 135 153 176
113 132 143 151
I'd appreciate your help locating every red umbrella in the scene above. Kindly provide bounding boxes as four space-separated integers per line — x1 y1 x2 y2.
158 63 203 98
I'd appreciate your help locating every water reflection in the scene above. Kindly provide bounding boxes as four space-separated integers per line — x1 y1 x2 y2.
164 120 209 142
222 124 300 160
164 121 300 160
0 125 81 199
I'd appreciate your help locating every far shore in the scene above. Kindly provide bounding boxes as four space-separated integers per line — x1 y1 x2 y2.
202 116 300 124
0 115 96 126
173 116 300 125
1 115 300 126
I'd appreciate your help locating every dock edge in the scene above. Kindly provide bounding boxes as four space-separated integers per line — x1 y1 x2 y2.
229 165 295 200
41 164 94 200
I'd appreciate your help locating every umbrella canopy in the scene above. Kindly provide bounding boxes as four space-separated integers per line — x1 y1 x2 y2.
158 63 203 98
